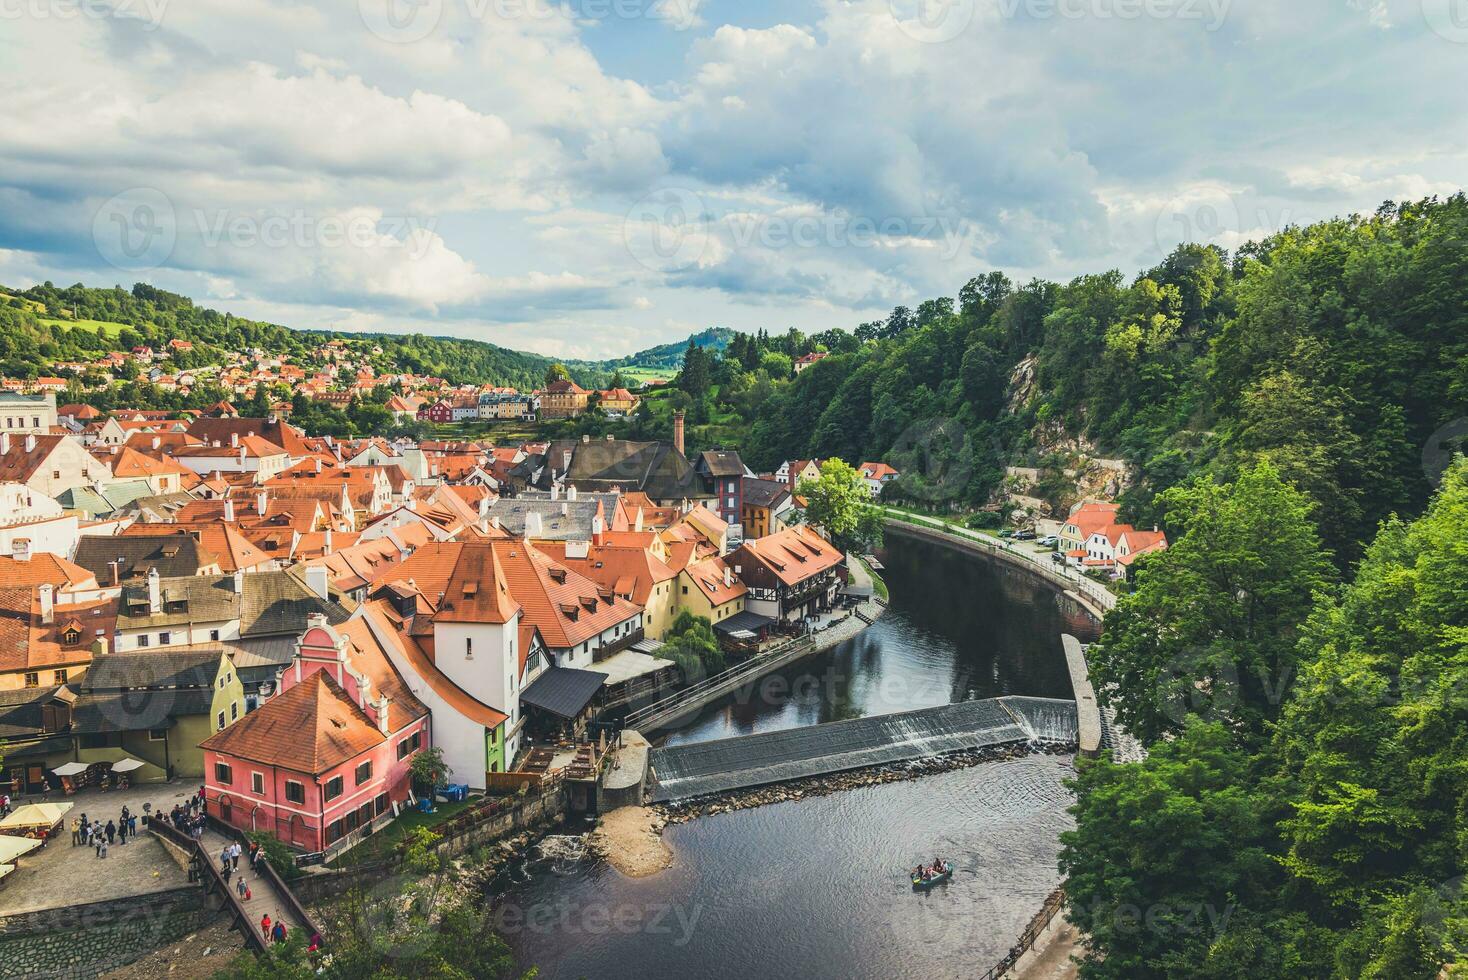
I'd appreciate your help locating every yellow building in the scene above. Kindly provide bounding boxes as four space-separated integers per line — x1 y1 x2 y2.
70 646 245 781
677 555 747 625
538 380 591 418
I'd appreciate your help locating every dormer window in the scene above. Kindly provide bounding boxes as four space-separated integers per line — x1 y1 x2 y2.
62 625 81 646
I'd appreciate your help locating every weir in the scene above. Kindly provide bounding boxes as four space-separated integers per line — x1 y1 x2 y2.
647 695 1078 802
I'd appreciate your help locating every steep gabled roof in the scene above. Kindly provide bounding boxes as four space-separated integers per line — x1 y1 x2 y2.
199 670 382 774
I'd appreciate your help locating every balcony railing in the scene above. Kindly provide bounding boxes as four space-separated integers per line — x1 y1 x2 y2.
593 627 645 662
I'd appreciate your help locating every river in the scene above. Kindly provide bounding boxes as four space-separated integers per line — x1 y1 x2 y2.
497 533 1101 979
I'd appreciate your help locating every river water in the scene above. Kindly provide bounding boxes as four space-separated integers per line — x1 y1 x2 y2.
497 533 1100 979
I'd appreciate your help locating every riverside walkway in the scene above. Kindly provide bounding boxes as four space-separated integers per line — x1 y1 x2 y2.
647 695 1078 802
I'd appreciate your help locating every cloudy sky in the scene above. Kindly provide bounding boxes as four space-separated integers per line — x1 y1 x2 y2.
1 0 1465 358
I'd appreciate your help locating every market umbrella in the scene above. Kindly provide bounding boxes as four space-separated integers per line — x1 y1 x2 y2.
0 802 73 831
0 837 43 863
110 758 145 773
51 762 88 777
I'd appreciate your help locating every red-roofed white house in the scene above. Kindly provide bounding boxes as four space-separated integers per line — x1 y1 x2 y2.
858 462 900 498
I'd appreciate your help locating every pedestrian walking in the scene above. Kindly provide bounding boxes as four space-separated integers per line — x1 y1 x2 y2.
236 874 247 898
260 913 271 940
98 839 107 859
70 818 80 846
271 920 286 944
231 842 241 869
129 815 137 836
105 820 115 844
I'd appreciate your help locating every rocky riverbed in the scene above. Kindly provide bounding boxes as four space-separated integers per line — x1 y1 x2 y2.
656 740 1077 824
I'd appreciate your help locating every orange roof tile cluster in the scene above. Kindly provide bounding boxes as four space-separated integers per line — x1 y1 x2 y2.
533 540 677 606
0 554 98 593
200 671 381 773
734 524 844 587
683 555 746 606
0 590 116 674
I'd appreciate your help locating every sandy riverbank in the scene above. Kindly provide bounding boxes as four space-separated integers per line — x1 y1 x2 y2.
587 806 674 878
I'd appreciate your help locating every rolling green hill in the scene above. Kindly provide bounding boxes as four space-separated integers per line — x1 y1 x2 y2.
0 281 735 390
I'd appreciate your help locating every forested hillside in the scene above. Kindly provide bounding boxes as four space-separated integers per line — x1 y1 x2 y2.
0 282 604 390
648 195 1468 572
600 326 735 370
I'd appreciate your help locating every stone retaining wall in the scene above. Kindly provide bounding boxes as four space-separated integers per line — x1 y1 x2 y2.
0 887 218 980
291 789 566 904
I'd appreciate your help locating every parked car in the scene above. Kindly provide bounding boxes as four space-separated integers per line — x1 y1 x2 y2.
1037 535 1058 547
1013 529 1037 540
1050 551 1065 564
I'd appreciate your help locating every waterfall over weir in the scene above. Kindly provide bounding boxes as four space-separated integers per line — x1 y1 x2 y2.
647 696 1078 803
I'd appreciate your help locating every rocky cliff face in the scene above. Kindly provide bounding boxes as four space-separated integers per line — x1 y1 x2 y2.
993 356 1134 520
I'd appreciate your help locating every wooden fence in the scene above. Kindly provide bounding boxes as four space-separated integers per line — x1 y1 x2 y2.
978 888 1067 980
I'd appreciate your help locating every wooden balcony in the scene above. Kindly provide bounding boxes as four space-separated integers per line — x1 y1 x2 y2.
593 626 645 662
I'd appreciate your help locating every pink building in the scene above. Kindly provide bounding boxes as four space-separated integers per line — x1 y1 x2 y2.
200 614 429 852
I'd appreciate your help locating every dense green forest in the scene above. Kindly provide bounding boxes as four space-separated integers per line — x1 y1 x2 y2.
636 195 1468 570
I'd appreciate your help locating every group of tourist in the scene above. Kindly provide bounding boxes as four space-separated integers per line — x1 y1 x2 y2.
257 913 321 952
165 794 209 841
71 806 140 858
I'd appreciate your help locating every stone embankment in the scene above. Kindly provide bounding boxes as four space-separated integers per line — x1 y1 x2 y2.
656 741 1076 825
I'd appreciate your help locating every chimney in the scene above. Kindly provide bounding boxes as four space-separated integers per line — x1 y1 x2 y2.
152 436 161 450
256 489 268 514
11 538 30 562
550 484 559 501
23 433 36 453
38 583 54 624
672 410 686 456
562 450 572 471
324 528 333 555
567 486 578 502
489 515 500 530
582 433 590 443
147 567 161 614
524 511 544 538
375 695 391 736
724 565 733 588
305 564 330 602
315 458 322 474
238 446 247 465
230 432 238 447
0 433 7 454
223 498 235 522
233 569 244 594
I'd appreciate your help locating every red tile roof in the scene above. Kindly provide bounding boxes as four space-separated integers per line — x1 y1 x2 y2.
200 670 383 774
